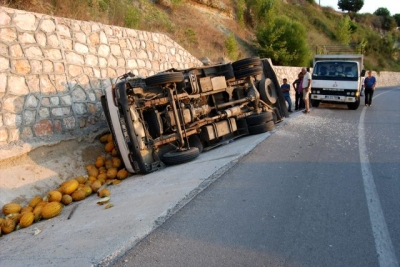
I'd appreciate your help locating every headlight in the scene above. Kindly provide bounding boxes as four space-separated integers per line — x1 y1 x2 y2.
347 92 350 95
317 90 320 94
351 92 355 96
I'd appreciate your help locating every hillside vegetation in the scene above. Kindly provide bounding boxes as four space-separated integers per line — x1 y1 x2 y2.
2 0 400 71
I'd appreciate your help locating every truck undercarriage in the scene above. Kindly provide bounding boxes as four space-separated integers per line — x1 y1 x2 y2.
101 57 286 174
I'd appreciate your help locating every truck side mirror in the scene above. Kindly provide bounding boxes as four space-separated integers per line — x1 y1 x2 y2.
361 69 366 77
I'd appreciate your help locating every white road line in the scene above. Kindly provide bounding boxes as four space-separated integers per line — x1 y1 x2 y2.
358 89 399 267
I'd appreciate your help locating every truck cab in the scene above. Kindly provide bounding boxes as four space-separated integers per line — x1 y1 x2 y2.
310 54 365 110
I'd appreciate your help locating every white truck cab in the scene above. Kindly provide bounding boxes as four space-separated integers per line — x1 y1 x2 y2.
310 54 365 110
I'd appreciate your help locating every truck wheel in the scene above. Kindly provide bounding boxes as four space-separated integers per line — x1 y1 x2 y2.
188 135 204 153
236 118 249 135
162 147 200 165
145 72 184 87
232 57 262 71
248 121 274 135
216 64 235 80
245 111 273 126
347 97 360 110
258 78 278 105
234 66 263 79
265 121 275 131
311 99 320 107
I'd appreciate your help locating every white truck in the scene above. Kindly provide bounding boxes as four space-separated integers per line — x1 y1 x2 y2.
310 54 365 110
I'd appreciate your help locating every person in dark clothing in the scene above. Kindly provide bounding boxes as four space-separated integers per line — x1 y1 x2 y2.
364 70 377 106
292 72 304 110
281 78 292 112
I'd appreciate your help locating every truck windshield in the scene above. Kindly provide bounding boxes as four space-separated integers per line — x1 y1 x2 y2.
312 61 358 81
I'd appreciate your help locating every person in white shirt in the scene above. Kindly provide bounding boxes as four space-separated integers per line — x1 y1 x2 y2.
301 67 311 113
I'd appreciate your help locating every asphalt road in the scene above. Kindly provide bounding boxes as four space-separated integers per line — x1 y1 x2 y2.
111 87 400 267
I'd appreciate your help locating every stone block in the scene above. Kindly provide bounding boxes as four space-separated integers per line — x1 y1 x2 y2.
0 11 11 25
40 19 56 33
63 116 76 130
25 46 43 57
0 72 6 93
72 88 87 101
25 95 38 108
47 34 59 47
33 120 53 137
36 31 46 47
14 13 36 31
75 43 89 54
8 128 20 142
54 120 62 132
38 107 50 119
66 52 84 64
10 44 23 57
20 127 33 139
44 48 62 60
40 75 56 94
0 28 17 43
0 128 8 143
26 75 40 93
57 24 71 38
3 113 22 127
13 59 31 74
24 110 36 125
0 56 10 71
8 76 29 95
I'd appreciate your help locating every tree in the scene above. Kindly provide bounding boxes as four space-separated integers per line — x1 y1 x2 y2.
256 16 310 66
382 16 397 31
337 0 364 13
336 16 352 44
374 7 390 17
394 14 400 27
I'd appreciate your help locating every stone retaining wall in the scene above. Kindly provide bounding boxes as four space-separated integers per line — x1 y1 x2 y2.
0 7 202 148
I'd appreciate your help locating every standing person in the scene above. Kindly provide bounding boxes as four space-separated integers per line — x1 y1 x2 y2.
360 76 365 96
301 67 311 113
292 72 304 110
281 78 293 112
364 70 376 106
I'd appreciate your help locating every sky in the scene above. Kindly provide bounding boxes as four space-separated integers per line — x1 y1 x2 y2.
319 0 400 15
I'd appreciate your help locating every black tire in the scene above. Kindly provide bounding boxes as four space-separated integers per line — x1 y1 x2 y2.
265 120 275 131
248 122 273 135
236 118 249 135
162 147 200 165
311 99 320 107
347 97 360 110
145 72 184 87
272 111 277 123
232 57 262 71
234 66 263 79
188 135 204 154
259 78 278 105
215 63 235 80
245 111 273 126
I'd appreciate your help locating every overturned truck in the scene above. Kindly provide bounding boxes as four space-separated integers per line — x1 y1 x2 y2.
101 57 286 174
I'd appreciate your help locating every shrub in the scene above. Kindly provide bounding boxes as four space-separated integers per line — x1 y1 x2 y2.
225 33 239 60
124 6 141 28
256 15 310 66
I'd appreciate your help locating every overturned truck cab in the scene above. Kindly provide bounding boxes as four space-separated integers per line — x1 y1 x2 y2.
101 57 286 174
